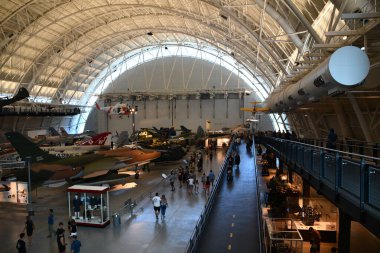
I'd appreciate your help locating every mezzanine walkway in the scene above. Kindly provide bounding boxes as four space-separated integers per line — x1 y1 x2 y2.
196 143 261 253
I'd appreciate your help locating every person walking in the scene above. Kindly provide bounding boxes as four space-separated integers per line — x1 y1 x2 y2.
194 179 199 194
208 170 215 186
70 235 82 253
187 176 194 195
47 209 55 238
327 128 338 150
309 227 322 253
169 170 175 191
178 168 184 188
24 215 35 246
160 195 168 219
56 222 66 253
201 173 206 190
205 177 211 195
152 193 161 220
68 219 77 237
234 153 240 169
16 233 26 253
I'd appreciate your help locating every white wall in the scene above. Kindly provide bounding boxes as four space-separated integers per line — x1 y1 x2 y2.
86 56 274 133
88 97 274 134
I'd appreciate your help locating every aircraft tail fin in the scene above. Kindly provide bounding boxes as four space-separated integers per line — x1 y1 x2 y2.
60 127 69 137
180 125 190 133
80 132 111 145
116 131 129 148
49 127 60 136
5 132 59 163
95 102 101 110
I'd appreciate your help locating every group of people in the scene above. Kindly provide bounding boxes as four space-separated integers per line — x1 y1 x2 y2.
153 146 220 219
176 167 216 195
17 210 82 253
152 193 168 220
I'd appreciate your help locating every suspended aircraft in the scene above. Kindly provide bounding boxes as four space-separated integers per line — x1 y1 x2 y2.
4 132 160 187
0 87 29 108
240 102 270 114
95 102 137 116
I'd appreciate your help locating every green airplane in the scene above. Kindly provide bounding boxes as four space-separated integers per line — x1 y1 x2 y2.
4 132 161 187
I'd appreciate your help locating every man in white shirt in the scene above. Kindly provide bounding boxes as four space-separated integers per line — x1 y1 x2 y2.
187 177 194 194
152 193 161 219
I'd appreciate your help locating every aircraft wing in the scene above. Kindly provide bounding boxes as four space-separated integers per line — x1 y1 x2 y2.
0 87 29 107
240 107 270 112
69 148 161 176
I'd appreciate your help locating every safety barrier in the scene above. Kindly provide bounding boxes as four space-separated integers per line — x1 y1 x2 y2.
257 136 380 237
184 141 234 253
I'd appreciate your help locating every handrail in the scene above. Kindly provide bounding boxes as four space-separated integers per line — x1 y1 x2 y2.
270 137 380 162
297 137 380 149
258 136 380 238
184 140 235 253
253 140 265 253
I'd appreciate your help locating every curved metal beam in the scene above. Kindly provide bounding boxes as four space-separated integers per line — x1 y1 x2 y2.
4 2 284 93
283 0 323 44
254 0 303 50
52 28 274 103
26 14 277 98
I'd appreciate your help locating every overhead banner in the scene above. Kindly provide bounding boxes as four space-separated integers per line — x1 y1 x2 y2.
0 181 28 204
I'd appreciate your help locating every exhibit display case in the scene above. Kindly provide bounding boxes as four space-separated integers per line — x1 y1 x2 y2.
67 185 110 227
264 218 304 253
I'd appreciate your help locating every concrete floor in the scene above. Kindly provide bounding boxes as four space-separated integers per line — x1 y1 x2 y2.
196 144 261 253
0 148 225 253
2 144 380 253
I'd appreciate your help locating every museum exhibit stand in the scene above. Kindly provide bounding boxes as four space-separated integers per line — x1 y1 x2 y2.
67 185 110 227
264 218 304 253
257 151 338 251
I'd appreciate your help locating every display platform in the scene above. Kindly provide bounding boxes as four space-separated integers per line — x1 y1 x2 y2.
294 220 337 243
67 185 110 228
265 218 304 253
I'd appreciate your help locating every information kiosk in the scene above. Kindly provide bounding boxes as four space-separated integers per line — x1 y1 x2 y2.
67 185 110 228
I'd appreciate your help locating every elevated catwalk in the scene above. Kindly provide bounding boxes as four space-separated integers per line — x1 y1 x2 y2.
196 143 261 253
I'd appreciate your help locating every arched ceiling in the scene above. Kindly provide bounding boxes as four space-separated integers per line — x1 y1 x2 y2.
1 0 380 142
0 0 332 103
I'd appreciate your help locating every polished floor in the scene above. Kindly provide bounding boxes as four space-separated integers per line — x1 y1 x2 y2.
196 144 261 253
2 143 380 253
0 148 225 253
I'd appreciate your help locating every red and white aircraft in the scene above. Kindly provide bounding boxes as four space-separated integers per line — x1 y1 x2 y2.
41 132 111 156
95 102 137 116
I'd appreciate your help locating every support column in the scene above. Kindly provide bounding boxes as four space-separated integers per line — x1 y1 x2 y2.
338 209 351 253
302 179 310 206
347 94 373 143
288 169 293 184
332 103 353 143
278 158 284 174
306 114 320 139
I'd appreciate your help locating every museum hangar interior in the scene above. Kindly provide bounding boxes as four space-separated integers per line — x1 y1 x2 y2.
0 1 380 253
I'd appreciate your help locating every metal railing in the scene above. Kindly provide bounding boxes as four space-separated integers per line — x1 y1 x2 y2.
257 137 380 231
184 141 235 253
296 137 380 160
253 140 265 253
